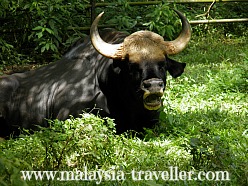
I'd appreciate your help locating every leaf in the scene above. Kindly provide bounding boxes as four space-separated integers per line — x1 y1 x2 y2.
36 32 43 39
45 28 54 34
190 138 200 147
53 28 58 37
168 115 173 125
49 5 53 12
45 43 50 50
41 46 46 53
54 35 62 43
48 20 55 30
145 180 163 186
32 26 43 31
23 4 31 10
50 44 57 52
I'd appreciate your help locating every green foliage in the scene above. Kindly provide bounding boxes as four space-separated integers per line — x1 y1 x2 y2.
0 33 247 185
143 3 178 40
0 114 190 185
0 37 32 68
103 1 178 38
158 34 248 185
180 2 248 37
0 157 29 186
0 0 89 65
1 0 247 67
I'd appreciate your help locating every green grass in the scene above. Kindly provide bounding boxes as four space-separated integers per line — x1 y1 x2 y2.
0 33 247 186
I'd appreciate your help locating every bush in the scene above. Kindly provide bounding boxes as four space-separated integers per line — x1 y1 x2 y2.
1 0 247 67
0 0 89 65
0 114 191 185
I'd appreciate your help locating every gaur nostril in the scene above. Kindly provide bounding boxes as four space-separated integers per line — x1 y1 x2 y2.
143 82 151 89
158 82 164 87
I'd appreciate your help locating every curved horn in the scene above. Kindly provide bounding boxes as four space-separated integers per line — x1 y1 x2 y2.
164 10 191 55
90 12 123 59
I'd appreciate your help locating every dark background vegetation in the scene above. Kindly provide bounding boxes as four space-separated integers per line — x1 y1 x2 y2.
0 0 247 68
0 0 247 186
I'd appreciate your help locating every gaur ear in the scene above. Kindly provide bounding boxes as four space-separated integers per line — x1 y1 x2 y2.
166 57 186 78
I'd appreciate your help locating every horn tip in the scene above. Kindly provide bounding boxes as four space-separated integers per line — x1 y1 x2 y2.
173 9 183 17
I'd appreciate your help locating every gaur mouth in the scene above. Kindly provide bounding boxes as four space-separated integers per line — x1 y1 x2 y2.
143 93 163 110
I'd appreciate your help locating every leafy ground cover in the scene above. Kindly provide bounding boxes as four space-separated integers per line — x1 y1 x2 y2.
0 32 247 186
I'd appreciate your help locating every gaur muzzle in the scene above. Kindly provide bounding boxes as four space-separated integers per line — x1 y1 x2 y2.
141 78 164 110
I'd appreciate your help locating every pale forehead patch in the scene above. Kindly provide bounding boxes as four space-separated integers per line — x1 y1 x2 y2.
122 31 166 63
